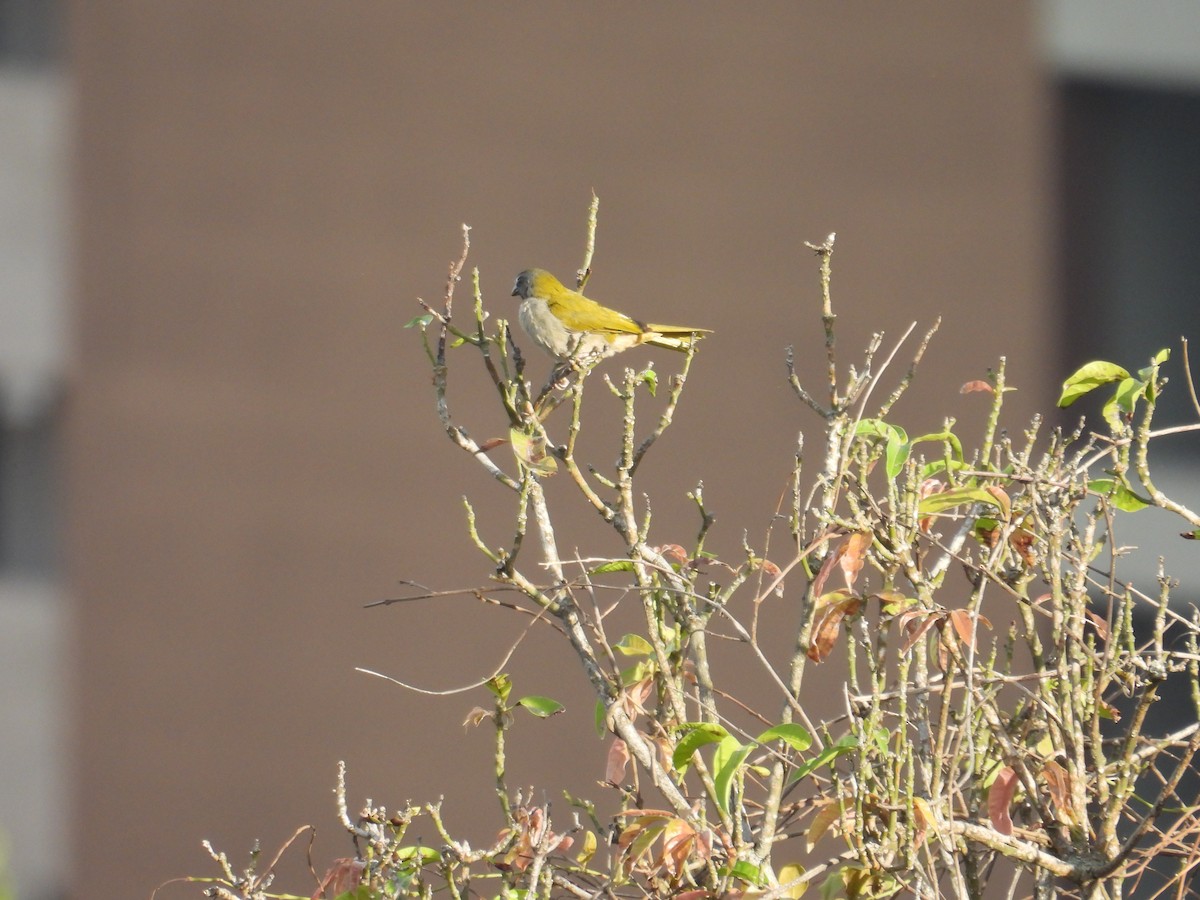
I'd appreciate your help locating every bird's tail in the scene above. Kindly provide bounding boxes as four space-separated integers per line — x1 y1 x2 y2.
642 325 712 353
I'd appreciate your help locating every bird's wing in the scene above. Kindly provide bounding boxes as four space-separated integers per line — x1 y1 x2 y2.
547 293 645 336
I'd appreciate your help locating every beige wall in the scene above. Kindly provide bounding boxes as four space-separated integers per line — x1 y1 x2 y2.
67 4 1051 896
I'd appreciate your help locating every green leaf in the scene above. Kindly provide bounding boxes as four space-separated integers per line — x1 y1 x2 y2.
614 633 654 657
393 846 442 864
404 313 434 329
856 420 911 480
671 722 729 771
729 859 765 886
856 419 907 446
516 695 565 718
639 366 658 397
885 436 910 480
777 863 808 899
919 458 969 479
590 559 635 575
1112 376 1148 413
917 486 1003 517
1058 360 1130 408
713 735 757 816
509 428 558 476
756 723 814 754
789 734 858 783
909 429 965 463
1088 478 1151 512
486 674 512 703
594 699 607 737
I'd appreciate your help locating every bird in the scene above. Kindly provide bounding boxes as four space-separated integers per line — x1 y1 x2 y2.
511 268 710 364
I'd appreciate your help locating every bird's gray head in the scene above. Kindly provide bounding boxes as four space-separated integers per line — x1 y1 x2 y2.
512 270 535 300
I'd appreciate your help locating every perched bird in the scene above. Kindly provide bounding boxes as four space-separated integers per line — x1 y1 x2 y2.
511 268 710 363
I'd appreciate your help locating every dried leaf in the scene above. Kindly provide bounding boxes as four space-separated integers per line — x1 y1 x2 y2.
960 380 994 394
988 766 1018 836
777 863 808 899
911 796 934 848
806 799 846 851
462 706 491 728
477 437 507 453
576 829 597 866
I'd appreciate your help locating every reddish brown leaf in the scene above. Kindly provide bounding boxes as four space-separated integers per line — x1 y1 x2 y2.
937 637 951 672
755 557 785 597
1098 698 1121 722
615 677 654 721
917 478 945 534
1041 759 1076 825
807 592 862 663
810 542 845 598
652 733 674 772
898 610 944 655
606 738 631 784
617 813 670 874
656 544 689 564
975 521 1002 547
477 437 508 453
758 559 782 577
1010 526 1036 566
984 486 1012 521
947 609 991 650
989 766 1018 836
311 858 364 900
1084 609 1111 642
656 818 699 881
839 532 871 591
911 797 934 848
960 380 994 394
500 806 573 872
873 590 913 614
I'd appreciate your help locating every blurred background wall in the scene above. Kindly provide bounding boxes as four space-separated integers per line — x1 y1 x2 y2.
0 1 1197 897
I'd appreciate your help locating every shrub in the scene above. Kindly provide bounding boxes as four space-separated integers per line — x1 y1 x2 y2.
179 207 1200 900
